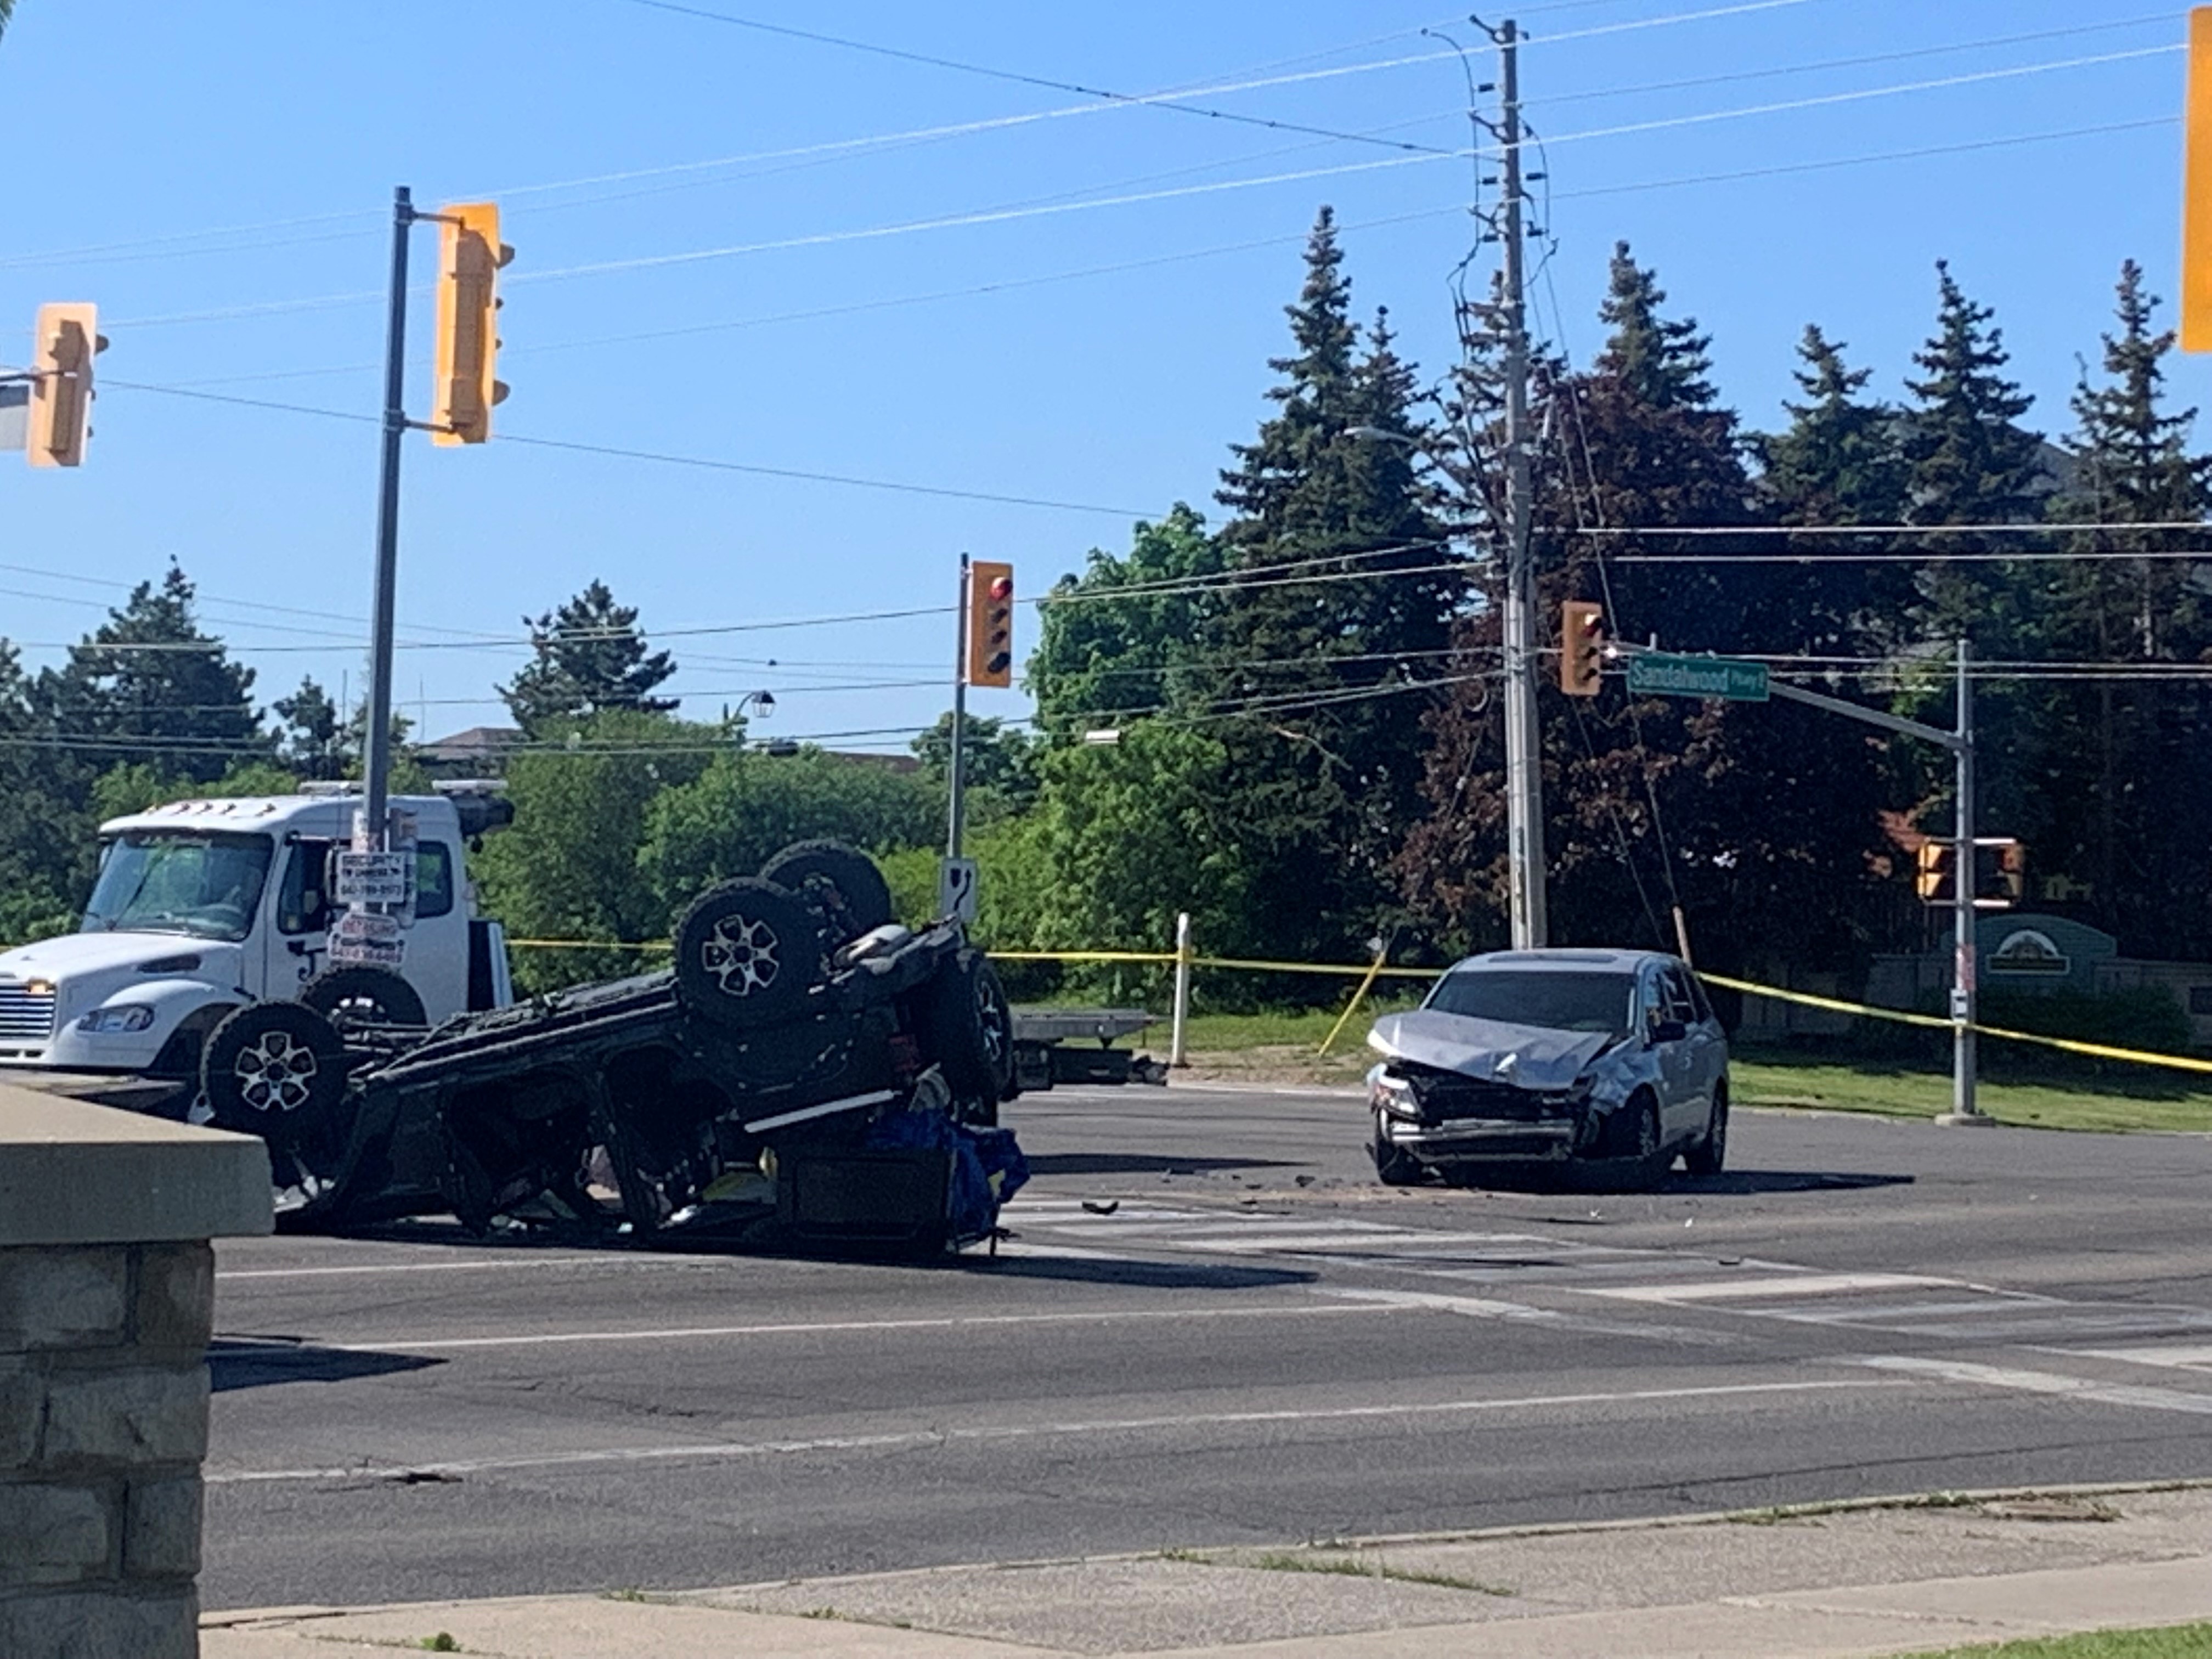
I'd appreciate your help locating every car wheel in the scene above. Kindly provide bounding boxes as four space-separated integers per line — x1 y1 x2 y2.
1685 1082 1729 1177
759 839 895 944
674 878 822 1028
923 950 1017 1112
1587 1090 1667 1192
201 1002 353 1183
301 965 427 1029
1372 1133 1423 1187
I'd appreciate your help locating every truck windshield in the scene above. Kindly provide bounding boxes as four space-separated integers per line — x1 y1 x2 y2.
1427 969 1636 1036
81 832 274 942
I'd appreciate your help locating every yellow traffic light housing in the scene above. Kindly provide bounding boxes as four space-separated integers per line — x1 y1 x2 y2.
430 202 511 445
968 561 1015 687
2187 8 2212 351
1559 599 1604 697
27 302 103 469
1915 842 1954 904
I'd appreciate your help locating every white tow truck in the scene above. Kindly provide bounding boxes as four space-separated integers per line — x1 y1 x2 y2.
0 782 515 1084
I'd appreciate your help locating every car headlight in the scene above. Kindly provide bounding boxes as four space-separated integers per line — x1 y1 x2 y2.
77 1005 156 1034
1369 1075 1420 1119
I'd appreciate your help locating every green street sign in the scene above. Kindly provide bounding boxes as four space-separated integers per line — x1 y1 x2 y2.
1624 651 1770 703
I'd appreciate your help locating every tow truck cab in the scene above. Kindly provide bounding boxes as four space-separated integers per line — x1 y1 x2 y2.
0 783 514 1076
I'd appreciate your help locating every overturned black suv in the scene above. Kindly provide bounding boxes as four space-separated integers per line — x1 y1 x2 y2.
196 840 1027 1253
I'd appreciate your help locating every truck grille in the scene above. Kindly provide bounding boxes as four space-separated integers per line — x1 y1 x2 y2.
0 980 57 1043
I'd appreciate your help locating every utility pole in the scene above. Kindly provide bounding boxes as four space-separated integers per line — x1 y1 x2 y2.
1940 637 1988 1126
1496 19 1547 949
361 184 414 854
947 553 970 858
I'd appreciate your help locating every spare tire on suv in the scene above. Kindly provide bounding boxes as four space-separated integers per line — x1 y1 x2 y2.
201 1002 353 1183
673 877 825 1029
759 839 895 944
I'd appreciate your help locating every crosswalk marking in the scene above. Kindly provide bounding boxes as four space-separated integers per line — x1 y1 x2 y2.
1857 1356 2212 1417
2051 1342 2212 1373
1584 1272 1959 1303
1001 1198 2212 1348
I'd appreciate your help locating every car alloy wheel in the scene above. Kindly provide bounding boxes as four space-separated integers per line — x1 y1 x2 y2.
701 912 781 998
233 1030 319 1114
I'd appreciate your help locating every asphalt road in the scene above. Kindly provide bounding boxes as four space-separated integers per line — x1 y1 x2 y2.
204 1083 2212 1611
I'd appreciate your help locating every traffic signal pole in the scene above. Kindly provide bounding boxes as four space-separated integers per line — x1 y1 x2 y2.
362 184 415 854
948 553 970 859
1762 641 1986 1126
1497 19 1548 951
1943 637 1987 1126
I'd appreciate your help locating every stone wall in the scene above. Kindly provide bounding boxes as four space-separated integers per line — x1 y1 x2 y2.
0 1086 270 1659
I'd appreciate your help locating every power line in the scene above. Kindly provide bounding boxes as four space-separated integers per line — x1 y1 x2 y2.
1585 521 2211 537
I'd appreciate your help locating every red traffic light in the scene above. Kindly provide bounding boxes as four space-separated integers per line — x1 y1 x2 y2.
988 575 1012 601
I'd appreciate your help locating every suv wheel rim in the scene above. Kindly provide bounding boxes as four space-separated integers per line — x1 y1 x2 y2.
977 983 1008 1070
702 914 780 997
234 1031 317 1114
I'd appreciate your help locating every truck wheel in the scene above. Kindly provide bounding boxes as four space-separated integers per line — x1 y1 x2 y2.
759 839 895 942
201 1003 349 1159
922 950 1017 1109
674 878 821 1028
302 966 426 1028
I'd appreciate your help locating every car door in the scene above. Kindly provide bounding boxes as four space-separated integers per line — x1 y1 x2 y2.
1651 965 1707 1142
1660 964 1721 1139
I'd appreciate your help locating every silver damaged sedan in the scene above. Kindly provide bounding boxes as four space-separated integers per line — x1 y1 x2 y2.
1365 949 1728 1188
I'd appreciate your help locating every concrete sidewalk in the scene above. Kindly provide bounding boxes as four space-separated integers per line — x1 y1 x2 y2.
202 1482 2212 1659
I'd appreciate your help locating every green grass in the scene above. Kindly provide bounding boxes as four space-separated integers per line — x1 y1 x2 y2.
1896 1621 2212 1658
1177 1000 1423 1054
1732 1049 2212 1135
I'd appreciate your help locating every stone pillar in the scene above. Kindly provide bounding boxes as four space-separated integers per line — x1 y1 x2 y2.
0 1084 271 1659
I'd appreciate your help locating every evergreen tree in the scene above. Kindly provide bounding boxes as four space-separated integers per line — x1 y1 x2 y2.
1757 326 1914 654
273 678 347 780
499 580 678 732
1902 262 2049 650
37 565 265 784
1197 211 1463 964
2038 262 2212 953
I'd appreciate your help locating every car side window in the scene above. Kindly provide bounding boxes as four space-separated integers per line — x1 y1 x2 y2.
414 843 454 920
1641 970 1671 1034
1662 967 1699 1024
277 839 337 935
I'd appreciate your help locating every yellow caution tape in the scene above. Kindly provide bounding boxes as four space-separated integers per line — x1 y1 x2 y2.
499 935 2211 1078
1699 971 2212 1077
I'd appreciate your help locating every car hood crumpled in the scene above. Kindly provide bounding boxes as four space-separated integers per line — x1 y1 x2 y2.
1368 1008 1616 1092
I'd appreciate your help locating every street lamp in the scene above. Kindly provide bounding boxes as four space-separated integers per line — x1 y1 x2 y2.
1347 422 1546 949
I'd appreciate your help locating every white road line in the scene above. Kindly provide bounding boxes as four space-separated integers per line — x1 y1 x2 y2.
1312 1286 1746 1346
1584 1272 1957 1304
218 1256 687 1282
206 1377 1903 1486
1752 1298 2050 1325
1855 1356 2212 1416
2063 1344 2212 1372
214 1301 1399 1355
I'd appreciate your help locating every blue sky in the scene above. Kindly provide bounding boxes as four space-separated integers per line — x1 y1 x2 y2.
0 0 2194 751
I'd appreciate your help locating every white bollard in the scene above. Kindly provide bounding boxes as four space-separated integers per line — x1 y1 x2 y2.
1170 911 1193 1069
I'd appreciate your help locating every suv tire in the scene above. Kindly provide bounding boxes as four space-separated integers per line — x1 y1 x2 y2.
759 839 895 943
201 1002 351 1179
922 949 1018 1114
674 878 822 1028
302 965 427 1028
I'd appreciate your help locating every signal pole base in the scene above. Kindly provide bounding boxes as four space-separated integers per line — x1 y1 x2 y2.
1934 1111 1997 1128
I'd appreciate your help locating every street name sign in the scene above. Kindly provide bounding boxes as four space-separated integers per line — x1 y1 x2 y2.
1625 652 1770 703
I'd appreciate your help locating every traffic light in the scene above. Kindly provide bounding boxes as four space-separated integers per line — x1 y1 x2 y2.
430 202 511 445
2187 8 2212 351
1559 599 1604 697
26 303 104 469
1995 841 2027 904
967 562 1014 688
1915 841 1953 904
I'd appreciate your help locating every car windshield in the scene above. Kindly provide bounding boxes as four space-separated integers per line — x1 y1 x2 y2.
1427 969 1636 1036
80 831 273 942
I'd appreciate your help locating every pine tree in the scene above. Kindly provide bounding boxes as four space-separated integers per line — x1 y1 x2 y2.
1758 326 1914 654
1196 210 1463 964
37 565 266 785
2039 262 2212 952
273 678 347 780
499 580 678 732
